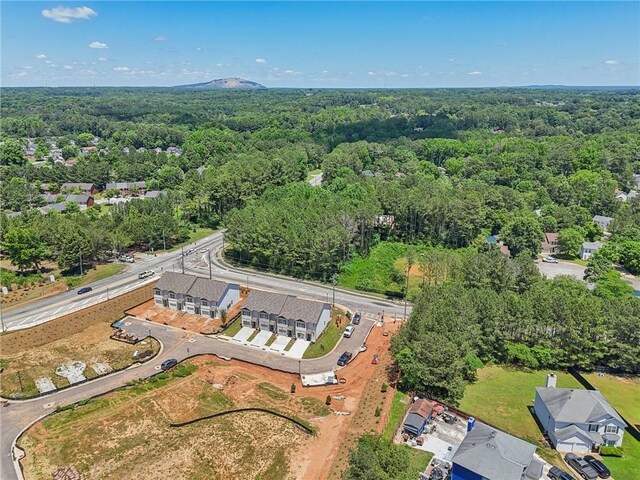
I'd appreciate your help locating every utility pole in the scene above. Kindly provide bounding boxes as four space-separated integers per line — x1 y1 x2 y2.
181 247 185 274
332 274 337 307
208 250 212 279
79 252 83 276
246 276 250 290
403 263 409 321
0 300 5 333
162 229 166 250
17 371 24 393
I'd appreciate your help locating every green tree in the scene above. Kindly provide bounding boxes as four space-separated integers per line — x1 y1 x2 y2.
55 228 93 272
0 139 26 166
557 227 584 258
3 227 49 271
344 435 414 480
499 215 544 257
594 270 634 298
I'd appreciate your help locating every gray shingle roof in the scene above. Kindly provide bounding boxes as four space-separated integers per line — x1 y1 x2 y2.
582 241 603 250
535 387 623 424
593 215 613 225
156 272 235 303
65 194 91 204
452 422 536 480
62 182 95 191
144 190 167 199
106 181 145 190
243 290 329 324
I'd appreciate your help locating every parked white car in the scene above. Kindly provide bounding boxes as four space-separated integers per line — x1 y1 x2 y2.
542 256 559 263
343 325 355 338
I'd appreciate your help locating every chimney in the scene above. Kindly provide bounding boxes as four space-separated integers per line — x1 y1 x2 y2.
546 373 557 388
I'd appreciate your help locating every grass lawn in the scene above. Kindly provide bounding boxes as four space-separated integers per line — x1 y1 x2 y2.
246 330 259 343
306 169 322 181
408 448 433 476
383 390 410 440
458 365 583 466
265 334 277 347
77 263 126 285
283 338 296 351
303 316 347 359
600 433 640 480
222 318 242 337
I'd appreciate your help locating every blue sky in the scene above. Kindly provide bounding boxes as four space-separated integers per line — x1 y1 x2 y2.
2 1 639 87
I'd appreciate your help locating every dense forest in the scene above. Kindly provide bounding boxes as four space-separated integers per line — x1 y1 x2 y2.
1 87 639 384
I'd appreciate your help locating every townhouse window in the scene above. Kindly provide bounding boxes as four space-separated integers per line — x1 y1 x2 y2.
154 289 161 296
202 300 208 307
169 292 176 299
605 425 618 434
588 424 598 432
296 320 305 329
278 318 287 325
260 312 268 319
186 296 193 303
242 309 250 316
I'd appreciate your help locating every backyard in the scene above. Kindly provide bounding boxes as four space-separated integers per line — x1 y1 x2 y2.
0 321 159 399
458 365 583 466
458 366 640 479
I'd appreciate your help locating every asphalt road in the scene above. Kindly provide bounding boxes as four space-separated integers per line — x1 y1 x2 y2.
0 230 408 480
535 259 586 281
2 231 406 332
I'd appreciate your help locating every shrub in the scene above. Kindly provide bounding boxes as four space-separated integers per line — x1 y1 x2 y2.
600 446 624 457
326 395 332 406
375 407 382 417
381 383 388 393
290 383 296 394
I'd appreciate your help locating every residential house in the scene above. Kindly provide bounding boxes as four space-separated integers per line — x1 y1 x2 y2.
592 215 614 233
153 147 163 154
42 194 94 209
136 147 146 153
144 190 167 199
241 290 331 342
37 203 67 214
61 183 98 195
533 374 625 452
579 241 603 260
616 190 638 202
154 272 240 319
105 181 146 196
166 146 183 156
542 232 559 255
122 147 130 154
402 399 443 437
452 421 542 480
80 146 97 156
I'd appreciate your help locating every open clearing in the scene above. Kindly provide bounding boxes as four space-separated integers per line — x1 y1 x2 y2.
0 321 159 399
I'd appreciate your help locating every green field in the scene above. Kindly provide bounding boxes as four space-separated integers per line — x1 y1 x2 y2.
222 318 242 337
383 390 410 440
459 366 583 465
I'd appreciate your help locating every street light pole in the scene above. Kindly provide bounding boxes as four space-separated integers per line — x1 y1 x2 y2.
181 247 185 274
208 250 212 279
0 300 5 333
79 252 83 276
332 274 337 307
162 229 166 250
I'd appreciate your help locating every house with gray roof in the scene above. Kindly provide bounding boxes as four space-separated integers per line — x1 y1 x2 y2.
241 290 331 342
451 421 540 480
61 183 98 195
533 374 625 453
153 272 240 319
579 241 603 260
144 190 167 199
105 181 146 196
592 215 614 233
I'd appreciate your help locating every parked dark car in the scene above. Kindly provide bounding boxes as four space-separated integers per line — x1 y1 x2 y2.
583 456 611 479
565 453 599 480
352 312 361 325
160 358 178 370
548 466 576 480
337 351 353 366
77 287 92 295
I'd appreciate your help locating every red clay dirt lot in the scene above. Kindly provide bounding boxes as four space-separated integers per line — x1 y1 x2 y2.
19 316 401 480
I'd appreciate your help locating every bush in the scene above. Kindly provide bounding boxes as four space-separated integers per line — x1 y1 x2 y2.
290 383 296 394
326 395 332 406
600 446 624 457
375 407 382 417
381 383 389 393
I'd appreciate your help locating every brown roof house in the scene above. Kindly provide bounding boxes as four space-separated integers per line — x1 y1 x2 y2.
542 232 559 255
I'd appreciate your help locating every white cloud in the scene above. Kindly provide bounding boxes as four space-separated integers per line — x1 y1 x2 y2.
36 54 47 60
98 57 107 62
195 47 202 52
45 60 52 64
605 60 619 65
216 63 224 67
113 66 130 72
153 35 169 42
255 58 267 64
367 71 376 76
400 74 410 77
468 71 482 75
12 71 28 78
89 41 108 49
284 69 295 74
63 65 73 70
42 6 97 23
321 70 329 74
22 66 34 70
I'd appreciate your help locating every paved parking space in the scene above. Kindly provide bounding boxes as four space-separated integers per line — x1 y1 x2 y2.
233 326 255 343
416 435 457 462
285 339 310 359
269 335 290 353
250 330 272 348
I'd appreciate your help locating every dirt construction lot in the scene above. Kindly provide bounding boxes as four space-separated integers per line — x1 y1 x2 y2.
0 321 159 399
19 318 404 480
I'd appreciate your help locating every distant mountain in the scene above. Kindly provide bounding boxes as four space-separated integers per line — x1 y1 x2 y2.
174 77 267 90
